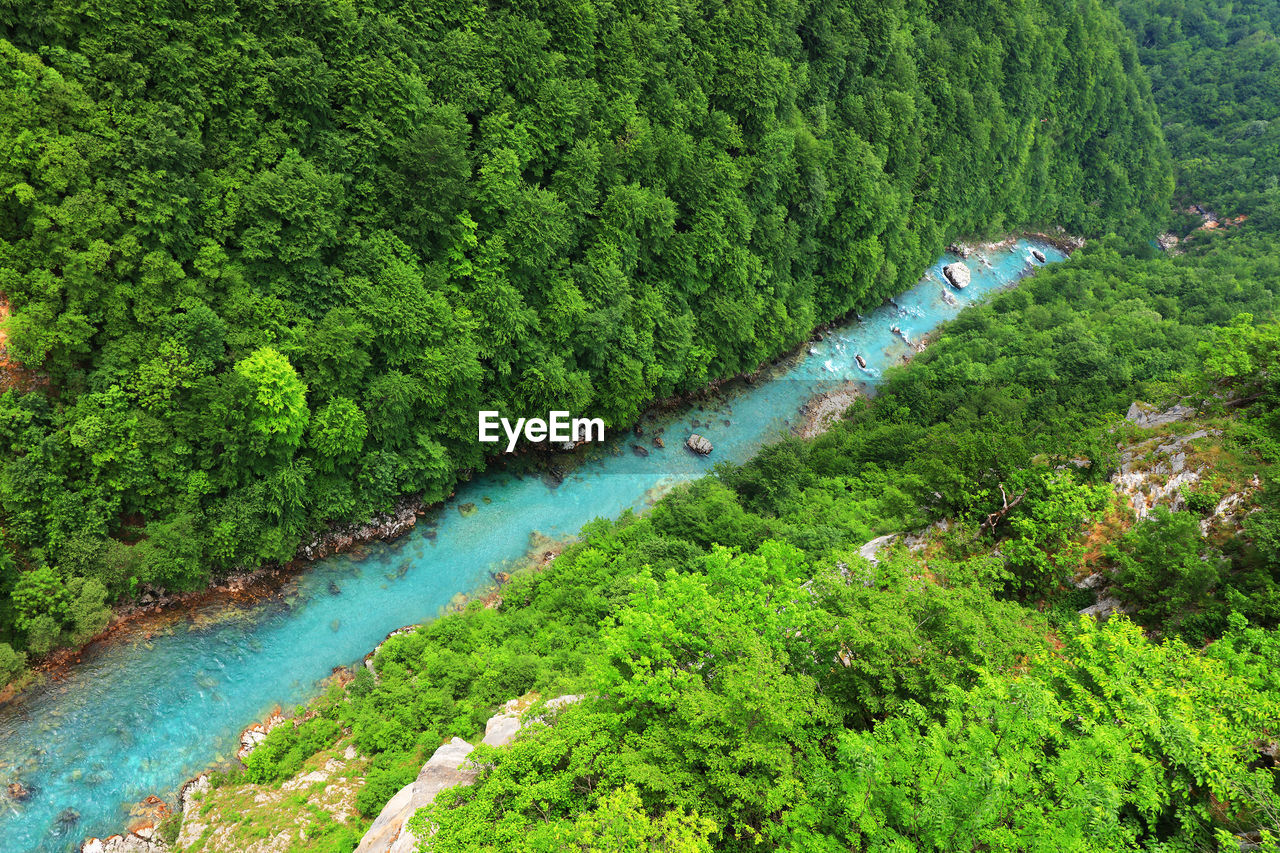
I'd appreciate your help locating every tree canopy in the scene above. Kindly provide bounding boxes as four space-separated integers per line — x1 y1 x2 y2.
0 0 1172 653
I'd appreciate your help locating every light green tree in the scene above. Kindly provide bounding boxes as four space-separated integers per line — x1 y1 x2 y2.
235 346 309 449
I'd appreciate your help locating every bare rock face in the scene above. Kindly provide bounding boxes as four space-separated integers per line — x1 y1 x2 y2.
81 829 166 853
1125 400 1198 429
356 737 479 853
298 501 419 561
857 534 899 566
942 262 971 288
686 434 713 455
1079 595 1125 620
237 710 286 760
356 695 583 853
1112 427 1218 521
1200 480 1262 536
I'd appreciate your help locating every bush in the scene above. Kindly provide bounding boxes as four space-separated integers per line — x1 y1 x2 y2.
243 716 342 784
0 642 26 684
1112 507 1223 639
356 752 419 817
24 614 62 655
1182 484 1221 515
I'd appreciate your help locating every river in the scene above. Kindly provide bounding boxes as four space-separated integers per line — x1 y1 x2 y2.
0 239 1063 851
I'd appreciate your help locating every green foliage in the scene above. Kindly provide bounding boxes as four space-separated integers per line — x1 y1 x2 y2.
815 617 1280 852
236 347 310 450
355 753 420 819
23 614 61 656
11 566 70 632
520 785 715 853
1115 0 1280 231
242 716 342 785
1002 471 1110 598
1112 507 1223 639
0 642 25 684
65 577 111 644
0 0 1173 656
1182 483 1222 514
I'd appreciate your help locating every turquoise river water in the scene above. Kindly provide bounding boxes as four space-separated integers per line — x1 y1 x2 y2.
0 239 1063 851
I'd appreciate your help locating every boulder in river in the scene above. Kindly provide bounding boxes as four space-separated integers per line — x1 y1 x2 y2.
686 434 713 455
7 781 29 801
942 262 971 289
631 444 649 458
1031 248 1047 263
653 435 665 449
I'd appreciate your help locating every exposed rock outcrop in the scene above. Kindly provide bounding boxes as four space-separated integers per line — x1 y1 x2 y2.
298 501 419 561
942 262 971 289
1112 424 1219 521
82 832 167 853
856 521 949 566
1079 595 1125 621
858 534 899 566
237 710 286 760
354 737 478 853
1125 400 1198 429
686 434 713 455
1200 477 1262 536
355 695 582 853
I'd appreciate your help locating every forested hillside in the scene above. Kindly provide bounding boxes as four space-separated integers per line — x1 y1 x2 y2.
0 0 1171 656
170 249 1280 851
1116 0 1280 229
146 2 1280 848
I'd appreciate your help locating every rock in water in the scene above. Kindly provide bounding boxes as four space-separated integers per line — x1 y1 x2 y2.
942 262 971 289
1031 248 1047 263
686 434 713 455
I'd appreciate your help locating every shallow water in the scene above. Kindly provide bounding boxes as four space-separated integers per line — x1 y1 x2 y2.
0 240 1062 851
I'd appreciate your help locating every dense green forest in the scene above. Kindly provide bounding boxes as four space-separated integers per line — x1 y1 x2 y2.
186 247 1280 851
0 0 1172 657
1116 0 1280 230
145 0 1280 848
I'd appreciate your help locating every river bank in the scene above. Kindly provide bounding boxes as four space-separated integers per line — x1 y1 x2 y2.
3 228 1075 708
0 236 1069 853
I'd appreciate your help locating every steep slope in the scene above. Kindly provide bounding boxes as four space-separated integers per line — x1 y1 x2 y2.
0 0 1171 643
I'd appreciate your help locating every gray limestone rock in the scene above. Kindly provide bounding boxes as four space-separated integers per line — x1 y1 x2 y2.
942 262 971 288
686 434 713 455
